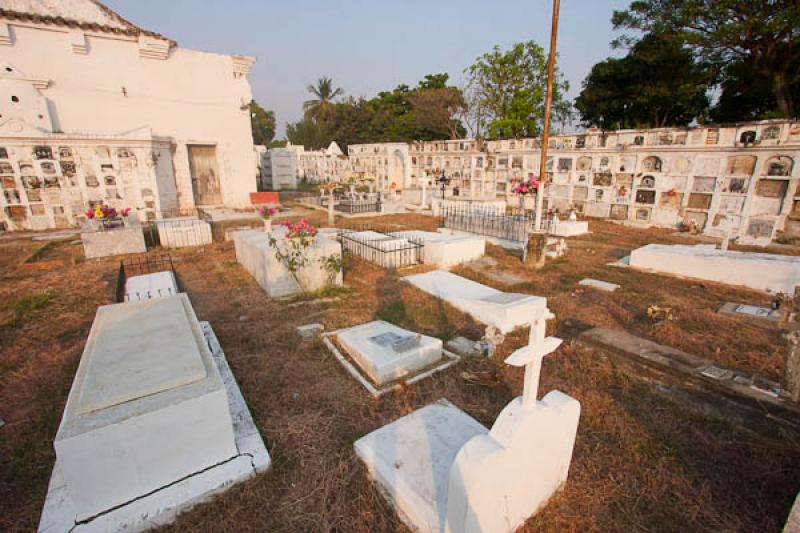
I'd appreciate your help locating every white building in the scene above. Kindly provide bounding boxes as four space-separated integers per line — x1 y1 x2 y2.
348 142 410 190
348 120 800 242
295 141 351 184
0 0 257 231
260 147 297 190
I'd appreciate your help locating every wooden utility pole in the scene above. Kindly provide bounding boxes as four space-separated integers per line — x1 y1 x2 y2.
535 0 561 231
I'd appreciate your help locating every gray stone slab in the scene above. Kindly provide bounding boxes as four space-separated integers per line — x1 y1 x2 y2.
77 296 207 414
579 279 620 292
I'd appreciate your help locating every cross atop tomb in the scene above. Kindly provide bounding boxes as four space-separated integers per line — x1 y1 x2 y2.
504 308 562 408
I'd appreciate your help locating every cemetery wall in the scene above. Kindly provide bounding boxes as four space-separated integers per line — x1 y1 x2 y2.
347 120 800 242
0 3 257 230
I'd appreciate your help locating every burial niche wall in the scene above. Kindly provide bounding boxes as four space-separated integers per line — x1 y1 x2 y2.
641 156 663 173
727 155 757 175
635 189 656 204
765 156 793 177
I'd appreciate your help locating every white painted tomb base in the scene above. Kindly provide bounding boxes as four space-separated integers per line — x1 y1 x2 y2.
81 220 147 259
629 243 800 293
233 228 342 297
549 219 589 238
323 321 459 397
39 296 270 532
389 230 485 268
404 270 547 333
124 271 178 302
355 303 580 532
155 217 212 248
579 279 619 292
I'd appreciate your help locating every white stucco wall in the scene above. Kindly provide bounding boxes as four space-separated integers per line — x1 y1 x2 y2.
0 12 257 230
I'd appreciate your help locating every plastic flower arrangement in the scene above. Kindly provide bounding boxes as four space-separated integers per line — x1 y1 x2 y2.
281 219 318 239
258 206 277 219
85 204 124 219
511 175 539 195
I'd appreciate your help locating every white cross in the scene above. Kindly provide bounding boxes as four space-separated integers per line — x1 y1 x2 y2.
504 309 562 408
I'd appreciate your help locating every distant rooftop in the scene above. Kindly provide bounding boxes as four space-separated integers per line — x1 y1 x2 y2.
0 0 174 44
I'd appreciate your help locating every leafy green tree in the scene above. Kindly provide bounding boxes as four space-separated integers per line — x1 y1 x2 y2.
576 34 711 128
613 0 800 117
711 47 800 122
249 100 276 146
286 118 326 150
465 41 571 139
288 74 466 150
303 76 344 123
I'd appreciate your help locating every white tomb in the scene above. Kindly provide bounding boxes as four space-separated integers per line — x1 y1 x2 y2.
124 271 178 302
629 243 800 293
549 218 589 238
233 228 342 297
338 321 443 385
390 230 485 268
156 217 213 248
404 270 547 333
39 294 270 530
324 321 458 397
355 302 580 532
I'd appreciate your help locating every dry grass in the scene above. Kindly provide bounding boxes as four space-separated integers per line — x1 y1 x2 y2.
452 220 789 382
1 213 799 532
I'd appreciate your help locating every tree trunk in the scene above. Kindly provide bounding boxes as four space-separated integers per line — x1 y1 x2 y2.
773 71 796 118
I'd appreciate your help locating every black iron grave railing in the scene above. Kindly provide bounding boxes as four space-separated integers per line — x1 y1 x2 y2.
335 198 381 214
339 229 423 269
115 254 180 303
440 206 535 243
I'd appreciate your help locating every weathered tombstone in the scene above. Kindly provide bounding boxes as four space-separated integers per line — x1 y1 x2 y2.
525 232 548 269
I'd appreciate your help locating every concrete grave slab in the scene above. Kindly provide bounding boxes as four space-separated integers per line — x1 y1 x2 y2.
124 271 178 302
323 322 459 397
37 294 270 528
403 270 547 333
717 301 795 328
355 401 489 531
629 244 800 293
579 279 620 292
39 319 269 533
336 321 443 386
389 230 485 268
550 220 589 237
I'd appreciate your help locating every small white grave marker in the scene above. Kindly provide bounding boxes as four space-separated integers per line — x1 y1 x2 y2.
354 302 581 532
579 278 620 292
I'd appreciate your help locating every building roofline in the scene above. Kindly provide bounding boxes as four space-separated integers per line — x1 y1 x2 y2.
0 0 176 46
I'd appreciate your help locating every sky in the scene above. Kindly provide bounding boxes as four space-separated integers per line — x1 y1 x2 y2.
105 0 632 137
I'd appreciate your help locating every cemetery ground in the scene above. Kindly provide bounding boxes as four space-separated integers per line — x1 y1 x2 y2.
1 210 799 532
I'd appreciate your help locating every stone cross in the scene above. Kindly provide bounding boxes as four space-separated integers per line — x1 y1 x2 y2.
504 309 562 408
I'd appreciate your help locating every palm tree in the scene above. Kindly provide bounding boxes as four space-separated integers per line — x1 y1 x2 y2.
303 77 344 122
